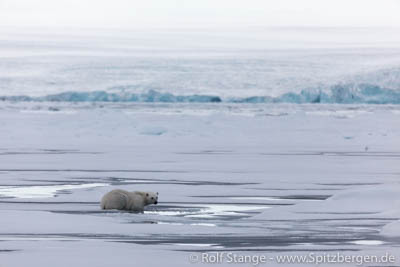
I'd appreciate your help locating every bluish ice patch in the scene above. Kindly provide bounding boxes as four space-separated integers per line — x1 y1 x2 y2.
2 83 400 104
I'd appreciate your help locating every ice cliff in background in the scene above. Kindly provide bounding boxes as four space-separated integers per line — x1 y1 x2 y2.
2 83 400 104
2 28 400 105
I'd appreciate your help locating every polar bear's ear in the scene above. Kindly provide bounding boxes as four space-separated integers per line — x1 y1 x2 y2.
146 193 149 196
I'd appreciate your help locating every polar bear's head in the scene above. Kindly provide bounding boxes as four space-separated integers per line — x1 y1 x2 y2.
145 192 158 205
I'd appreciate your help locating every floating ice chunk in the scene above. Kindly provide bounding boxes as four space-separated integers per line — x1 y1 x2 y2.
145 204 269 218
349 240 385 246
190 223 216 227
186 204 270 218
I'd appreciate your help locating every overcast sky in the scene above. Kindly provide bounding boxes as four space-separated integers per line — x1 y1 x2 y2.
1 0 400 29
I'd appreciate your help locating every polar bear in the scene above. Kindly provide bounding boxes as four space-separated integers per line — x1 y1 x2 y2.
100 189 158 212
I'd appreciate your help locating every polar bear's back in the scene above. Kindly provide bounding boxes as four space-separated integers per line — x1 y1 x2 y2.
100 189 129 210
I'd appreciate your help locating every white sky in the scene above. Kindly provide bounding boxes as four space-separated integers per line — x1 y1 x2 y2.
0 0 400 29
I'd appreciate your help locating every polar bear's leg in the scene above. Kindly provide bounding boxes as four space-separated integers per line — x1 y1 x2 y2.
126 194 145 212
101 190 129 210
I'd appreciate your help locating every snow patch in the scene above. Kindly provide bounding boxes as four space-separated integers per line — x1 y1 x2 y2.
349 240 385 246
0 183 108 198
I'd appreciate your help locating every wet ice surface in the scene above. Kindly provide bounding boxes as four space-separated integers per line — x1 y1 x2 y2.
0 103 400 267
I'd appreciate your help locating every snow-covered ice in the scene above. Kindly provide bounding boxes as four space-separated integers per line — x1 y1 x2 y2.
0 102 399 266
1 26 400 266
0 183 107 198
